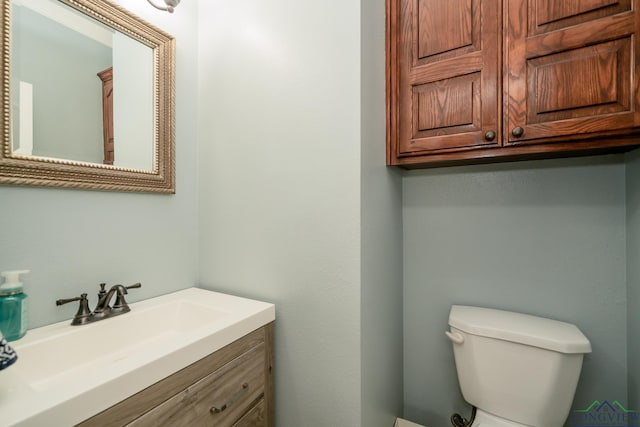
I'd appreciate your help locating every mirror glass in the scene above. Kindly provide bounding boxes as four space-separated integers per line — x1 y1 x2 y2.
0 0 175 193
11 0 154 171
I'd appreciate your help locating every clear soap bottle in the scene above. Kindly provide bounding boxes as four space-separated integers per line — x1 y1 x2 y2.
0 270 29 341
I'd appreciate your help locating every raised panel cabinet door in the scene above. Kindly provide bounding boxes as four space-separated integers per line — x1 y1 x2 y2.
387 0 500 163
505 0 640 144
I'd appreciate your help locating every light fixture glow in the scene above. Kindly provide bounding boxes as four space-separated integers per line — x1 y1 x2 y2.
147 0 180 13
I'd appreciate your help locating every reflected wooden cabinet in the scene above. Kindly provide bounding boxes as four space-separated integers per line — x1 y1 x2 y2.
77 324 274 427
387 0 640 167
97 67 114 166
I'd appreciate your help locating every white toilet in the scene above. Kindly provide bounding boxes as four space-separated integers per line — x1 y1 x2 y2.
446 305 592 427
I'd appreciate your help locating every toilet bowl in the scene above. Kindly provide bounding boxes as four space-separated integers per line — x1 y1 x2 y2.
447 305 592 427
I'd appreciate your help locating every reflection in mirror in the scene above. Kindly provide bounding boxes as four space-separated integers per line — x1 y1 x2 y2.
11 0 154 171
0 0 175 193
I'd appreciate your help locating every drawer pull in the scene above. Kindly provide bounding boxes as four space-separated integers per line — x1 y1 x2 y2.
210 382 249 414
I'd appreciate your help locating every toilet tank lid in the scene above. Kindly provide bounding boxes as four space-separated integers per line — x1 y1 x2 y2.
448 305 592 354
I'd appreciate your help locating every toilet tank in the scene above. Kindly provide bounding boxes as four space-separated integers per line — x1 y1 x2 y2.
447 306 592 427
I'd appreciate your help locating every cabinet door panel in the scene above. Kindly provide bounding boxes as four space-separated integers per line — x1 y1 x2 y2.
416 74 477 130
392 0 500 158
528 39 630 121
535 0 626 27
506 0 640 144
410 73 481 151
417 0 474 59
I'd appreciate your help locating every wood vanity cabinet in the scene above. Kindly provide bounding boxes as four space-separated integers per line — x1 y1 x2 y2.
77 323 274 427
387 0 640 167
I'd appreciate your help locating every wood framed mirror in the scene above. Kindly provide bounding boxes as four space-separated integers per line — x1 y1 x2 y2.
0 0 175 193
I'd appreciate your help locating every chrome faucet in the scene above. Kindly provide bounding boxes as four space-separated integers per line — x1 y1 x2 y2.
56 282 142 325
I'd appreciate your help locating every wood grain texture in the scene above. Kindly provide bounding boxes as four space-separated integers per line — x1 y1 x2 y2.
263 323 274 427
127 344 265 427
391 136 640 168
416 74 476 131
97 67 114 165
418 0 472 58
77 324 273 427
530 0 630 34
537 0 619 25
233 400 266 427
530 39 627 117
507 0 639 144
392 0 499 157
386 0 400 165
387 0 640 167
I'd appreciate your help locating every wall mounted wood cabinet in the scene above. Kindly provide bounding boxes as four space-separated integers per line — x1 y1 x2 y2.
387 0 640 168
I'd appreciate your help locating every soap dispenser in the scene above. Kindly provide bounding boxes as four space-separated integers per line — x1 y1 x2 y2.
0 270 29 341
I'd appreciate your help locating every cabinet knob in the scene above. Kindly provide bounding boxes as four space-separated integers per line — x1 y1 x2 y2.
484 130 496 141
512 127 524 138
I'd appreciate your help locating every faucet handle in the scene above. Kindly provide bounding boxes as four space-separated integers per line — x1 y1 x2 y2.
125 282 142 290
56 294 84 306
56 293 92 326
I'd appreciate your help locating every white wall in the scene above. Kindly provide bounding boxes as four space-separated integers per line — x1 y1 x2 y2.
0 0 199 328
403 155 628 426
112 32 154 171
196 0 364 425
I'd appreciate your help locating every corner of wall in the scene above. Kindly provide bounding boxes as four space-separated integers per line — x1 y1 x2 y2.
360 0 404 425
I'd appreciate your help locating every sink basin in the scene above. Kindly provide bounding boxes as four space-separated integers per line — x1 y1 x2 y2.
18 299 228 391
0 288 275 427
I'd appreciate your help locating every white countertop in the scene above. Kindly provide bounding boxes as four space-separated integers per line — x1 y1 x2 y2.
0 287 275 427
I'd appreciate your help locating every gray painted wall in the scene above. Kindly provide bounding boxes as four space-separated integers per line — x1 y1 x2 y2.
360 0 404 425
0 0 199 328
403 155 628 426
627 149 640 409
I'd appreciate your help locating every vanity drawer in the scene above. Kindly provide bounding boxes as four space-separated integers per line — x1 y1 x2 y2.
233 399 266 427
77 323 273 427
128 343 265 427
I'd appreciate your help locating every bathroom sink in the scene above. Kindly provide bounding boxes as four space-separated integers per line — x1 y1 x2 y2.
0 288 275 427
17 299 228 391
